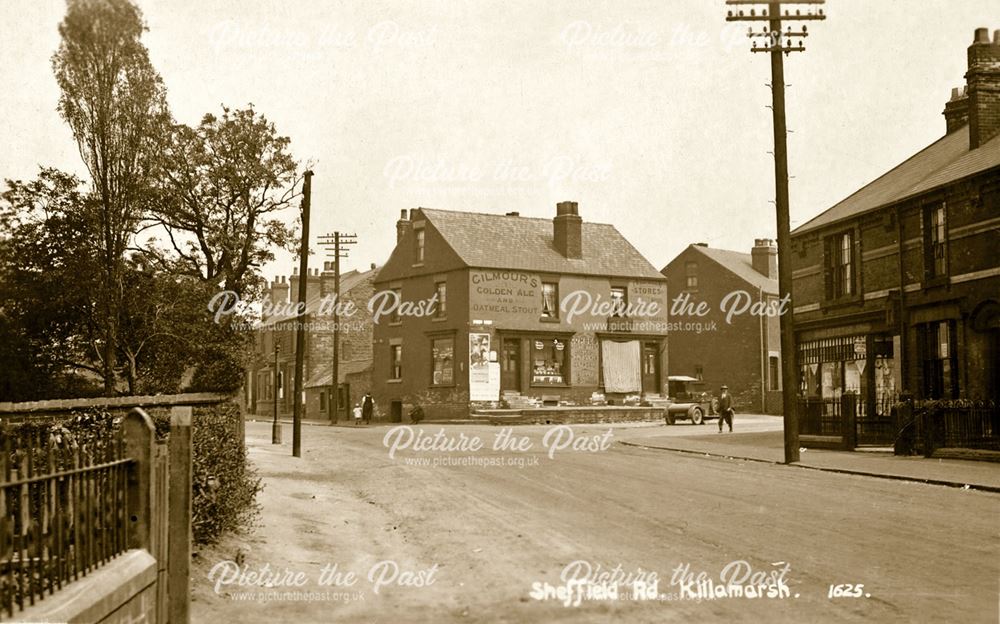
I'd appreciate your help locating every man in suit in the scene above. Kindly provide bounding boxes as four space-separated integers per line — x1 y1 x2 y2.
361 391 375 424
718 385 734 433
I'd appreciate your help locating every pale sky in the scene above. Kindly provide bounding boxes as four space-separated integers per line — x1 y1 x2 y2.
1 1 994 281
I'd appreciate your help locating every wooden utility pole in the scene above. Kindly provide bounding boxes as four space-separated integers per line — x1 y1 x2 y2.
272 342 281 444
725 0 825 464
319 231 357 422
292 171 313 458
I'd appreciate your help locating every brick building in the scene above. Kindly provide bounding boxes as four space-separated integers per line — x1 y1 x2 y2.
790 28 1000 442
661 240 782 413
249 263 379 421
372 203 669 422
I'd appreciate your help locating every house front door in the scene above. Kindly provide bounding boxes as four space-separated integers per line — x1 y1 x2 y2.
502 339 521 392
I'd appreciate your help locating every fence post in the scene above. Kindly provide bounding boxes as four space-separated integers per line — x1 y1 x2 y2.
841 393 857 451
169 406 193 624
124 408 155 550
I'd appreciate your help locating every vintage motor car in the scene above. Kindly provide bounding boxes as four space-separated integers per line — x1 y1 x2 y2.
663 376 719 425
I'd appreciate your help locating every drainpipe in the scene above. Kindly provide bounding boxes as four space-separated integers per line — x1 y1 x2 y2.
896 205 908 395
759 286 766 413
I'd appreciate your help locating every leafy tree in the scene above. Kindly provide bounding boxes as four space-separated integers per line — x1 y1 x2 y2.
145 106 300 301
0 169 105 400
52 0 170 393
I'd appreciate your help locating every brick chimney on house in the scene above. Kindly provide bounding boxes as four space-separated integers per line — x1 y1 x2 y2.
306 268 321 301
751 238 778 279
289 268 299 305
396 209 411 244
269 275 289 310
320 261 337 298
553 201 582 259
943 86 969 134
967 27 1000 148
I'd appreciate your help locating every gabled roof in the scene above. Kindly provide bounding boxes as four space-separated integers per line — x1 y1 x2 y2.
794 126 1000 234
417 208 664 280
259 265 379 328
685 245 778 294
305 359 372 388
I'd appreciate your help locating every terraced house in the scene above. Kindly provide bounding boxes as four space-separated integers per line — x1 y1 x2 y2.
372 203 668 422
790 28 1000 444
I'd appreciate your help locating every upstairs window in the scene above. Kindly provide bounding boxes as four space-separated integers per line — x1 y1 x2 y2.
414 228 425 264
685 262 698 289
541 282 559 319
390 344 403 380
390 288 402 324
923 203 948 280
824 231 855 300
610 286 628 317
435 281 447 318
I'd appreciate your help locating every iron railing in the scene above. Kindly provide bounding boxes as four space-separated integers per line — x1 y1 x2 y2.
0 424 132 619
798 396 843 436
894 399 999 456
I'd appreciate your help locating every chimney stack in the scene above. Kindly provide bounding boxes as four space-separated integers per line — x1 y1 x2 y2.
751 238 778 280
320 262 337 299
553 201 582 259
306 267 321 302
943 86 969 134
270 275 290 312
967 27 1000 149
396 209 411 244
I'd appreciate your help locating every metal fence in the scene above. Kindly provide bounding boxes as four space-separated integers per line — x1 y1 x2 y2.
798 397 843 436
894 399 1000 456
0 424 132 617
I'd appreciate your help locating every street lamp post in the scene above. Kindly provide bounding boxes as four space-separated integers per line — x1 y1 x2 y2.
725 0 825 464
272 342 282 444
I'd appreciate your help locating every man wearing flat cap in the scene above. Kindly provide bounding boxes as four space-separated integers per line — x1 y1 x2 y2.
718 385 734 433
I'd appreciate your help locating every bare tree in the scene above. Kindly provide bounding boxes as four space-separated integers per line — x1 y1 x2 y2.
52 0 170 393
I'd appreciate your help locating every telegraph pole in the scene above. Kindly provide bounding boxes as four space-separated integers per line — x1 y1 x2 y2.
292 170 313 458
725 0 825 464
272 342 281 444
318 231 357 423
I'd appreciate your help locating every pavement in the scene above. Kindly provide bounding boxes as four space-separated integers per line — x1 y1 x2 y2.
614 421 1000 493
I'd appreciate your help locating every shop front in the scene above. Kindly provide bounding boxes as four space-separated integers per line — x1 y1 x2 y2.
798 333 900 444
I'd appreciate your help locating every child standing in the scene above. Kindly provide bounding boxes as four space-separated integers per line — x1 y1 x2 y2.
353 403 362 425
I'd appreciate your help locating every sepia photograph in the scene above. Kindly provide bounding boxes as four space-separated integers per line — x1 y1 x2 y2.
0 1 998 622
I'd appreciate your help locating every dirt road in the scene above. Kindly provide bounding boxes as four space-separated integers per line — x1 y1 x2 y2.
190 420 999 623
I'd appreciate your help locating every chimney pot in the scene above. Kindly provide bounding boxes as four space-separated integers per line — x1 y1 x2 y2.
370 262 376 270
400 209 408 220
506 211 520 217
994 29 1000 45
975 27 990 43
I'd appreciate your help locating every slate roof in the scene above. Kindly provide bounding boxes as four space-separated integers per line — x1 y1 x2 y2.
794 126 1000 234
687 245 778 294
417 208 664 280
305 359 372 388
259 266 379 328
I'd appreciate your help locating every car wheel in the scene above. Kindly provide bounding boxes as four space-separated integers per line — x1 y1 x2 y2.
665 412 675 425
710 398 720 415
690 408 704 425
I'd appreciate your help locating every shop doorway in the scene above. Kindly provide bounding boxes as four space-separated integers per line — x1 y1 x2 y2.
642 342 660 394
501 340 521 392
390 400 402 423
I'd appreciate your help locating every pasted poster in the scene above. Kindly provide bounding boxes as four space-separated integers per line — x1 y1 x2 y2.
469 333 498 401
